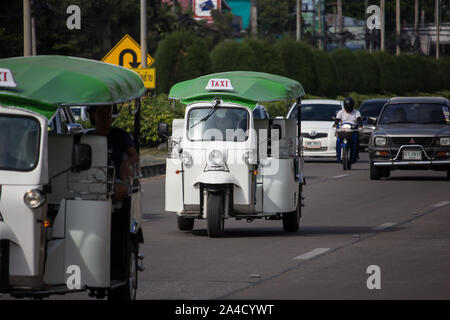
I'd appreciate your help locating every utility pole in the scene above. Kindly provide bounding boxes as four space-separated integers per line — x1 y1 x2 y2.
435 0 440 59
380 0 385 51
337 0 343 48
396 0 401 55
251 0 258 37
31 15 36 55
140 0 147 68
23 0 32 56
414 0 419 36
318 0 322 49
296 0 302 41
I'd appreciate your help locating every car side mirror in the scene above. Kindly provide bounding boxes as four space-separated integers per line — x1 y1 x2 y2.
367 117 377 125
72 143 92 172
67 123 84 134
158 123 170 140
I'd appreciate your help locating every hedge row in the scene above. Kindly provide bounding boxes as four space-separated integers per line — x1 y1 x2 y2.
154 32 450 97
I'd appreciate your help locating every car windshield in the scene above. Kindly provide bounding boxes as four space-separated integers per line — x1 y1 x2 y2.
289 104 342 121
188 107 249 141
378 103 450 125
0 116 40 171
360 101 386 118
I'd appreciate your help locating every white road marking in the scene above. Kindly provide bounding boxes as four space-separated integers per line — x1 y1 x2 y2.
372 222 396 231
293 248 330 260
431 201 450 208
333 174 349 179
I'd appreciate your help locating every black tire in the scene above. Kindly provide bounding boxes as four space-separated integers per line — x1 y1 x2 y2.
177 216 195 231
381 168 391 178
446 168 450 180
370 161 382 180
342 146 347 171
283 199 301 233
206 192 225 238
108 239 138 300
0 240 9 293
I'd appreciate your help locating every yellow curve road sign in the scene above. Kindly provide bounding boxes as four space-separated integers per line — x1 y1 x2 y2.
102 34 154 69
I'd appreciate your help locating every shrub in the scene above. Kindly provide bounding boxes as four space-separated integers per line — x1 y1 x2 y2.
210 40 258 72
311 49 338 97
330 49 361 94
373 51 402 93
243 37 285 75
354 50 380 94
113 94 185 147
154 31 211 94
275 38 317 95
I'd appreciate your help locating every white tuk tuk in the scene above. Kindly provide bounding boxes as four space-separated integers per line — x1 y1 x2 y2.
160 72 306 237
0 56 145 299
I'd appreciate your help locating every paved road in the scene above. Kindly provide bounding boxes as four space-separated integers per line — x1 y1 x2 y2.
137 153 450 300
2 153 449 300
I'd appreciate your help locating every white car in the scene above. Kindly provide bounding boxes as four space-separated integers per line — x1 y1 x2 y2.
287 99 343 157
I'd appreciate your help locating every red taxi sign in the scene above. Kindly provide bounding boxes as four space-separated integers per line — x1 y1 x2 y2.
205 78 234 91
0 68 17 88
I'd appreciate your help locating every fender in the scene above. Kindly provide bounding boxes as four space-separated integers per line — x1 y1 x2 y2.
0 222 19 244
193 171 241 188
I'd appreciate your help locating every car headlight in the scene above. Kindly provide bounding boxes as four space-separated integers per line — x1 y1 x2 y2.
205 149 228 171
439 137 450 146
374 136 387 146
24 189 46 209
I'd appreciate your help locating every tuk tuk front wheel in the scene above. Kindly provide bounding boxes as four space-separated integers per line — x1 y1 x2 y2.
177 216 195 231
282 201 301 233
108 239 138 300
206 192 224 238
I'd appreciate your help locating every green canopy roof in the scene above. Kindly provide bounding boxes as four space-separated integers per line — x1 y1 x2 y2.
169 71 304 109
0 55 146 119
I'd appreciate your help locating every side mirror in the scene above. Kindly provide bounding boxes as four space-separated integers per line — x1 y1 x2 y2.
72 143 92 172
158 123 170 140
67 123 84 134
367 117 377 125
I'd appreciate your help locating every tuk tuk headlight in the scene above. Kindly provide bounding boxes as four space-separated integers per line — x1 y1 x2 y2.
208 149 225 166
182 151 193 165
205 149 228 171
24 189 46 209
242 151 256 165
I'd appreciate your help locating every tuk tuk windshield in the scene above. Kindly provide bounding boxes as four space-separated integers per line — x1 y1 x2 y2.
0 115 40 171
188 107 249 142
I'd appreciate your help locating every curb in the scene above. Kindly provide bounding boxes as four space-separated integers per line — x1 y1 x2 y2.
141 163 166 178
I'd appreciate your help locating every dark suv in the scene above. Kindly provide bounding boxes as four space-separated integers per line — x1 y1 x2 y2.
368 97 450 180
359 98 388 150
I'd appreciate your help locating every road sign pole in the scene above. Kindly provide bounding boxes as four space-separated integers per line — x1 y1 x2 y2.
140 0 147 68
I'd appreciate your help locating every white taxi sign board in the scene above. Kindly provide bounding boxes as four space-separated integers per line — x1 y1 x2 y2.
205 79 234 91
0 68 17 88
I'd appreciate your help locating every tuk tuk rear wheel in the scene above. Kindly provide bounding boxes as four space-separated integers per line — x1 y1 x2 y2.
206 192 224 238
177 216 195 231
108 239 138 300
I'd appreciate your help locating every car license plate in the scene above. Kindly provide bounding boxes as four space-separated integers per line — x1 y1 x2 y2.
403 150 422 160
305 141 321 149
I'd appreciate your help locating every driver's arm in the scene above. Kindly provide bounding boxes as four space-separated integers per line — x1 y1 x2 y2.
356 117 363 127
120 146 139 180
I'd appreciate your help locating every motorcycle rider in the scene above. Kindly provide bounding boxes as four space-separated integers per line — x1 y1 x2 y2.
334 97 362 161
